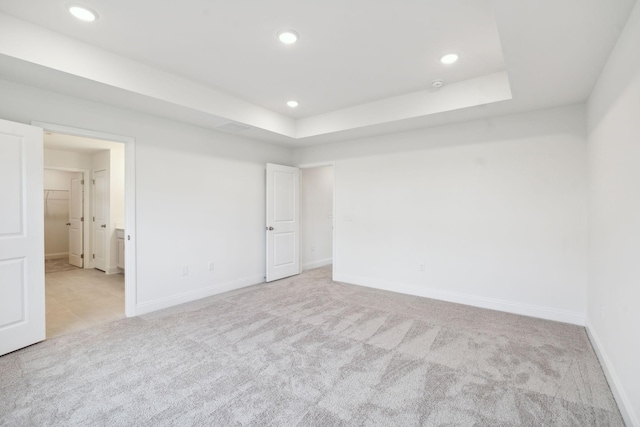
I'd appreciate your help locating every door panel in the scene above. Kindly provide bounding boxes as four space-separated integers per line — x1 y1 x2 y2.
266 163 300 282
0 259 25 327
68 175 83 267
274 232 295 267
93 169 107 271
0 119 45 356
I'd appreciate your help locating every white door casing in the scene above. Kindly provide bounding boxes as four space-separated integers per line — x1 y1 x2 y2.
0 119 45 356
68 174 83 268
93 169 107 271
266 163 300 282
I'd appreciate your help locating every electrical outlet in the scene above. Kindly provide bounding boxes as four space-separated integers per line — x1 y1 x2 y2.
208 261 215 271
182 266 189 276
418 262 425 272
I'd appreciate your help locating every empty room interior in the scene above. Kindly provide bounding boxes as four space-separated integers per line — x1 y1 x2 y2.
0 0 639 425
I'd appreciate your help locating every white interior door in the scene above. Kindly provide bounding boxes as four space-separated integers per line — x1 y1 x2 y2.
0 119 45 356
68 174 83 268
93 169 107 271
266 163 300 282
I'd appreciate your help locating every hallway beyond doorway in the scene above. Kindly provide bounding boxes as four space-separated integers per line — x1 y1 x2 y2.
45 269 124 338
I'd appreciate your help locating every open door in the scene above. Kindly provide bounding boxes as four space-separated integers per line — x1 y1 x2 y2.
0 119 45 356
266 163 300 282
68 174 84 268
93 169 107 271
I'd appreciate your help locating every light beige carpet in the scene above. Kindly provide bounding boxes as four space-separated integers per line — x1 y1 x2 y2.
0 266 624 426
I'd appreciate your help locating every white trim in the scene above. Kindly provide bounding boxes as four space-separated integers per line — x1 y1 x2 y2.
302 258 333 271
332 164 337 284
45 252 68 260
33 122 134 144
32 121 137 317
135 275 265 315
334 273 586 325
296 161 336 169
105 266 121 275
123 139 136 317
585 320 638 427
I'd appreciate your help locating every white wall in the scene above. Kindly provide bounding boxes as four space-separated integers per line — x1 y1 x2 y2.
43 169 77 258
44 148 92 170
0 78 292 313
300 166 333 270
586 1 640 425
295 105 588 325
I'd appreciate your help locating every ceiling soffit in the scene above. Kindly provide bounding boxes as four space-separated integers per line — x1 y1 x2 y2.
0 1 510 141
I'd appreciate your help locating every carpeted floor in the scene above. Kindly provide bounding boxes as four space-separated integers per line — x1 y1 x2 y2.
0 266 624 426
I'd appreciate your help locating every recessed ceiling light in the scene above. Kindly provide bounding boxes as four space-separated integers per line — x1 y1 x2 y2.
69 5 98 22
278 30 299 45
287 100 299 108
440 53 459 65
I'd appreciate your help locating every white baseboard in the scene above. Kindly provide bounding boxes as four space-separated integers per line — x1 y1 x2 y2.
302 258 332 271
134 274 265 316
45 252 68 260
586 320 638 427
333 273 586 326
105 266 122 275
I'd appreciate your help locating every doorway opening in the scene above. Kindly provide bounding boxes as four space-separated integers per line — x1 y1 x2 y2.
300 165 334 272
44 167 86 270
36 122 136 337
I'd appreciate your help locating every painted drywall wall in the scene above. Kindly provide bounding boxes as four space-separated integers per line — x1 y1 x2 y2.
43 169 78 258
300 166 333 270
44 148 92 170
586 1 640 424
0 78 292 313
294 105 588 324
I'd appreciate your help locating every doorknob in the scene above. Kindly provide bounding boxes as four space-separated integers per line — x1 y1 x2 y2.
101 224 107 228
66 222 71 226
266 226 274 231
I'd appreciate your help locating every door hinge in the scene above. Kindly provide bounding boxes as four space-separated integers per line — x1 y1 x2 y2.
81 179 84 185
92 254 95 259
93 216 95 222
92 179 96 185
81 254 84 259
81 216 84 222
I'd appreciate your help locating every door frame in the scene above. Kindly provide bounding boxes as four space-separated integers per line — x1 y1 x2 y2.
92 167 109 272
265 163 301 282
44 166 91 268
33 121 137 317
296 161 336 279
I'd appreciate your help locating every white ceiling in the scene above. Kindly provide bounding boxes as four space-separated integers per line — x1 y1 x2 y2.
0 0 636 146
